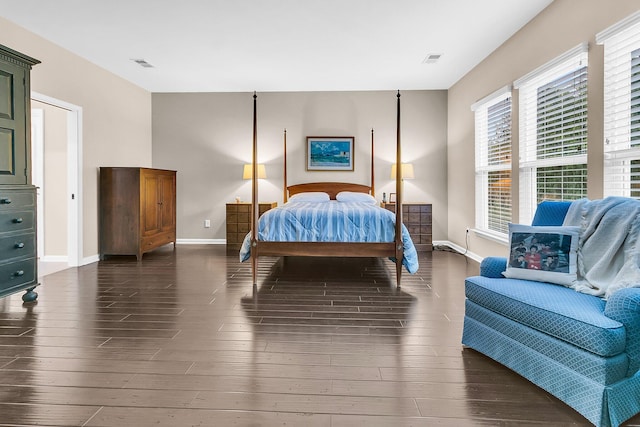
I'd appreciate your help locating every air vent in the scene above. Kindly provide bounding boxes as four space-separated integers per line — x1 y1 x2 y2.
422 54 442 64
131 58 154 68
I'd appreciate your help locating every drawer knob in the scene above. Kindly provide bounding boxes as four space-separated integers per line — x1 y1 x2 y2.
13 218 23 224
15 242 25 249
0 198 11 204
14 270 24 277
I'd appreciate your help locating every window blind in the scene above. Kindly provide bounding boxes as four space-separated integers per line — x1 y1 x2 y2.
473 88 512 236
597 11 640 197
515 45 588 224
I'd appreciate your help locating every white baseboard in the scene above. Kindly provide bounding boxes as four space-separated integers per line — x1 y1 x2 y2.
176 239 225 245
82 254 100 266
40 255 68 263
433 240 483 264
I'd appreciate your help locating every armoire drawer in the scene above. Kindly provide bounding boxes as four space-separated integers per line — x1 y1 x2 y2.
0 258 36 293
0 232 35 262
141 231 175 251
0 191 35 210
0 210 35 233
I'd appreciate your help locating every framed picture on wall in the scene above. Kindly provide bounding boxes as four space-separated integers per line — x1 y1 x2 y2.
306 136 354 171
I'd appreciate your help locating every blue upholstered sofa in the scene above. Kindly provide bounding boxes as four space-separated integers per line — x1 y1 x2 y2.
462 200 640 427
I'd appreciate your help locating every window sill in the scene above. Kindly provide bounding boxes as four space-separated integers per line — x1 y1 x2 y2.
472 228 509 245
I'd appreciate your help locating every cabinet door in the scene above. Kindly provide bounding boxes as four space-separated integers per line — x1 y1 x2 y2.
159 172 175 232
141 171 161 236
0 60 27 185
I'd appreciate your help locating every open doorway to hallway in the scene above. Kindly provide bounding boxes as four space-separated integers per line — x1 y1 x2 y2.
31 93 82 277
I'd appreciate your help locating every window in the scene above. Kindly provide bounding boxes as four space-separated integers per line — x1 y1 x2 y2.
515 44 588 224
473 87 512 237
598 11 640 198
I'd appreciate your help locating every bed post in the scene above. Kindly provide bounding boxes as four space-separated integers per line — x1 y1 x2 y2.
395 91 403 289
283 129 288 203
251 92 259 288
371 128 375 198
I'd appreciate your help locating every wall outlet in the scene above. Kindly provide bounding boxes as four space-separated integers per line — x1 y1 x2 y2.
466 227 470 233
204 219 211 228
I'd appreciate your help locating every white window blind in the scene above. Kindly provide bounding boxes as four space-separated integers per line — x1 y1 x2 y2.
598 11 640 198
515 44 589 224
473 87 512 236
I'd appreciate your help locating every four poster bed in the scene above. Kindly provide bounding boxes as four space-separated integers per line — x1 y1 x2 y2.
240 91 418 288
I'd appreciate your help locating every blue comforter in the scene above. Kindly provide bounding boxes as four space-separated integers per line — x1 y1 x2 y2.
239 201 419 274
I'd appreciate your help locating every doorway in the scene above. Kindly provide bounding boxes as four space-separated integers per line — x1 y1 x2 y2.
30 93 83 275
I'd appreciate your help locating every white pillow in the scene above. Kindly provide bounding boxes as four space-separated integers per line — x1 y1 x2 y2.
288 192 330 203
335 191 377 205
503 223 580 287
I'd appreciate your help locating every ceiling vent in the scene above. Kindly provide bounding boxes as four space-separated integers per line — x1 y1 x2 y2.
131 58 154 68
422 54 442 64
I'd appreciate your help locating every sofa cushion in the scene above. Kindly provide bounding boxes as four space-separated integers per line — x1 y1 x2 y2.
531 200 572 226
465 275 626 357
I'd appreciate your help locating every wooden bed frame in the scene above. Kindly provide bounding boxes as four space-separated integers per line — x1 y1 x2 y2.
248 91 405 287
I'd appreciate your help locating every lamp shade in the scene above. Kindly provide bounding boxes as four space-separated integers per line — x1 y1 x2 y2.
390 163 415 180
242 164 267 180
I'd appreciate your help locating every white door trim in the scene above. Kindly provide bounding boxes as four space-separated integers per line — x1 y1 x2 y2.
31 108 44 258
31 92 83 267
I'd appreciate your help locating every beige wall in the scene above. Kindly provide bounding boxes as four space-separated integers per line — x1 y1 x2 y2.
0 17 153 261
447 0 640 260
152 90 448 241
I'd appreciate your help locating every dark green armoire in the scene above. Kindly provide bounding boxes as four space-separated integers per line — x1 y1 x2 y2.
0 44 40 302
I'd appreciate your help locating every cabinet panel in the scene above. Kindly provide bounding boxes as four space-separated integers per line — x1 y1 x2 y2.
160 173 176 232
0 57 28 185
0 69 13 120
0 127 15 176
141 172 160 235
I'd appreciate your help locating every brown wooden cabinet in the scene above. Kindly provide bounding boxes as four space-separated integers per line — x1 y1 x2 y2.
226 202 277 252
382 202 433 252
100 167 176 260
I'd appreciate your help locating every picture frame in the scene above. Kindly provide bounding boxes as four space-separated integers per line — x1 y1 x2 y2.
389 193 397 203
306 136 354 171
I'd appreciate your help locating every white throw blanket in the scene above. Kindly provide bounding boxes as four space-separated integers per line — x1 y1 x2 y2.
563 196 640 299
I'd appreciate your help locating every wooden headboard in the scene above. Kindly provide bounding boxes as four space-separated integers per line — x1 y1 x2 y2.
287 182 371 200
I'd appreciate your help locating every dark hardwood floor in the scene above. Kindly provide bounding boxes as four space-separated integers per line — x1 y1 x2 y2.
0 245 638 426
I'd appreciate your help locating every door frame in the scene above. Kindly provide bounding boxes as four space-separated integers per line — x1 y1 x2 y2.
31 92 83 267
31 108 45 258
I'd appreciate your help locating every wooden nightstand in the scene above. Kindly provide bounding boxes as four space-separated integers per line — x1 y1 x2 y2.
382 202 433 252
226 202 277 252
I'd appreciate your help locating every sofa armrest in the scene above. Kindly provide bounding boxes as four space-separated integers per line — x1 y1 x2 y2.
480 257 507 278
605 288 640 376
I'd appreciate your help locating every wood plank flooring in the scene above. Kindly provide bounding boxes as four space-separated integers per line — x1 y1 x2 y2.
0 245 638 426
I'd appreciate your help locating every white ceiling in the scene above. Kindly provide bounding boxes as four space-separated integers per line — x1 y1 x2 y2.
0 0 554 93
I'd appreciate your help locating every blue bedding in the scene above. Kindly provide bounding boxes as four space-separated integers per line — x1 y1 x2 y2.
239 201 419 273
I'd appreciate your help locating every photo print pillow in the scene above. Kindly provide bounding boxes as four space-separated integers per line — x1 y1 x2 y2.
503 223 580 287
